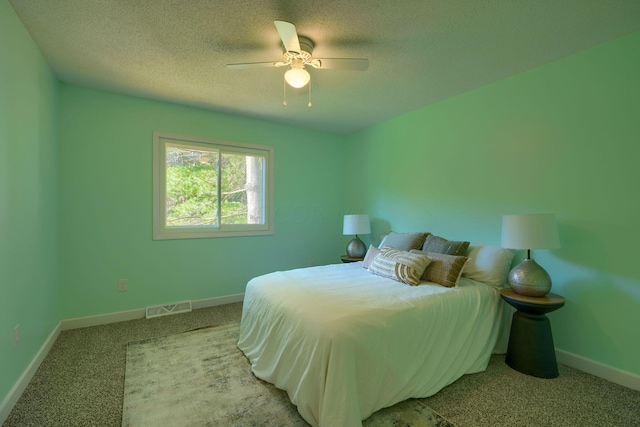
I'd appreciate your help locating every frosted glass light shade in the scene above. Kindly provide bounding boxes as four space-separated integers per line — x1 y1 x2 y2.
343 214 371 235
501 214 560 250
284 67 310 88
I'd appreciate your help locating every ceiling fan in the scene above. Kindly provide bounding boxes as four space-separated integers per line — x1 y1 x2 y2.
226 21 369 91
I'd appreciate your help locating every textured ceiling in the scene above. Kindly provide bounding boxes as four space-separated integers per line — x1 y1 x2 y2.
9 0 640 134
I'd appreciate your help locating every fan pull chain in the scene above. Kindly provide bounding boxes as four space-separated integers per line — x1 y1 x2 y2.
283 76 287 106
308 81 312 107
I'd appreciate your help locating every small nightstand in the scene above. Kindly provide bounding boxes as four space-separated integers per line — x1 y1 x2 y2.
500 287 565 379
341 255 364 263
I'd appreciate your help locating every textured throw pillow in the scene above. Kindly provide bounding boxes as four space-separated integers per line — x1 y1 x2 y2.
411 250 469 288
422 234 470 256
369 248 431 286
378 231 430 251
462 244 516 288
362 245 381 269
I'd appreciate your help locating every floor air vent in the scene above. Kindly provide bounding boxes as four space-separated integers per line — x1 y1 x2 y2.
146 301 192 319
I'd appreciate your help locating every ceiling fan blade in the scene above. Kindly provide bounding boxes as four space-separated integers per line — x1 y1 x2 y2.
226 61 286 70
312 58 369 71
274 20 301 53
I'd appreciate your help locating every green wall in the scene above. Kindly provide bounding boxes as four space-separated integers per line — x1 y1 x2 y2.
1 1 59 406
345 31 640 376
57 85 347 319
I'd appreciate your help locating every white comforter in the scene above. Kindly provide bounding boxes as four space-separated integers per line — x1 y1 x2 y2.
237 262 503 426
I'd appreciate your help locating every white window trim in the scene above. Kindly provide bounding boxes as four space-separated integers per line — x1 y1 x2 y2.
153 131 274 240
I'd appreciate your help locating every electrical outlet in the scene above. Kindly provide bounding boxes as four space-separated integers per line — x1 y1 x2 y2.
118 279 128 292
13 325 19 347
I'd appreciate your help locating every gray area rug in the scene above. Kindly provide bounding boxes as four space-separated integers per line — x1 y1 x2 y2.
122 322 453 426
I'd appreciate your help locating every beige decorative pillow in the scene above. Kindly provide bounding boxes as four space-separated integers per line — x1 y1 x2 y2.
362 245 381 269
369 248 431 286
411 250 469 288
422 234 470 256
379 232 430 252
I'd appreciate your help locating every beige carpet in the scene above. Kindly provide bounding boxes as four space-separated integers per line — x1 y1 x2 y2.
7 302 639 426
123 322 453 426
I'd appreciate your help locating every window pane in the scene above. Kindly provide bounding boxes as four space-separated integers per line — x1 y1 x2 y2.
153 131 272 240
220 152 264 225
165 145 218 227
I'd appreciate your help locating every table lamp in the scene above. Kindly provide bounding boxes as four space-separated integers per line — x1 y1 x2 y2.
343 214 371 258
501 214 560 296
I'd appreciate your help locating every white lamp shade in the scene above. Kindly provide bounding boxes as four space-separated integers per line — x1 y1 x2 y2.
285 67 310 88
343 214 371 235
501 214 560 250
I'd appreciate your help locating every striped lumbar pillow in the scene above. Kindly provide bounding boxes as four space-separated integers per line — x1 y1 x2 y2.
369 248 431 286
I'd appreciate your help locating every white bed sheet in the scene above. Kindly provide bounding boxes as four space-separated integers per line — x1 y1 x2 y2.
237 262 504 426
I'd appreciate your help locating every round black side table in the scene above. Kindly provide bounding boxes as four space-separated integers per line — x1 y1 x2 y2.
500 288 565 379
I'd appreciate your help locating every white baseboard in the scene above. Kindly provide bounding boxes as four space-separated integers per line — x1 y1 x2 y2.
556 348 640 391
61 293 245 331
0 321 61 425
192 293 244 310
61 307 145 330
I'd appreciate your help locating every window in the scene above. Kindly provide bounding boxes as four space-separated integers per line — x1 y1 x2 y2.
153 132 273 240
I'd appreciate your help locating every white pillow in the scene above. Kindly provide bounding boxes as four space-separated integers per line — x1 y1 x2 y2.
362 245 381 269
462 244 516 288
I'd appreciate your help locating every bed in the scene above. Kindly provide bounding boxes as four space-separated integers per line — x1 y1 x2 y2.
237 240 515 426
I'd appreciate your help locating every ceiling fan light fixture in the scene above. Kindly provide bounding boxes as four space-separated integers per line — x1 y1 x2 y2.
284 67 310 88
228 20 368 101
